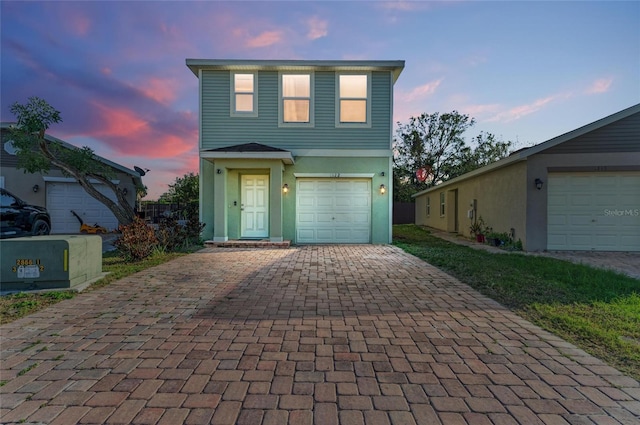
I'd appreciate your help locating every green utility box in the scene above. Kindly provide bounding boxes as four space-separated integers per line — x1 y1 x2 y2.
1 235 103 291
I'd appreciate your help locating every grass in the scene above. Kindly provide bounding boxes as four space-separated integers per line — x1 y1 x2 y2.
393 224 640 380
0 247 199 325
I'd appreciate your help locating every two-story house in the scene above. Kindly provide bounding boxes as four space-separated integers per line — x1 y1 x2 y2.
186 59 404 244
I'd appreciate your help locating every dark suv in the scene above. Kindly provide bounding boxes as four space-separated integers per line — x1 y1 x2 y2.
0 188 51 238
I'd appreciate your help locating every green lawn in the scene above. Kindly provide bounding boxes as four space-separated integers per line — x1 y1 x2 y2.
393 224 640 380
0 249 196 325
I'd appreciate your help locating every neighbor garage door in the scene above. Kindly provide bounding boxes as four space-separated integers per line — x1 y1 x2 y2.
547 172 640 251
46 182 119 234
296 178 371 243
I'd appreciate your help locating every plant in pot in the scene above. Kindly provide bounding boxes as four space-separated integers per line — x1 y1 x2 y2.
469 216 486 243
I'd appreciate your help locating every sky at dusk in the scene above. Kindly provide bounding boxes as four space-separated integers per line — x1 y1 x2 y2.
2 1 638 199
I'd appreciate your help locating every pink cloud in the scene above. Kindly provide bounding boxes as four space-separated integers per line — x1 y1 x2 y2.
86 102 196 159
487 93 570 123
399 79 443 102
586 77 613 94
246 30 284 48
307 17 328 40
137 77 179 105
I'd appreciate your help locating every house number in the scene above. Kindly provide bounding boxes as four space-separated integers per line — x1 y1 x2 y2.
12 259 45 274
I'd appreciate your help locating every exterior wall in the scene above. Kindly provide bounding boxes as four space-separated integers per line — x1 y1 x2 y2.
415 162 528 244
544 112 640 154
526 151 640 251
200 156 391 244
201 70 393 151
284 157 391 244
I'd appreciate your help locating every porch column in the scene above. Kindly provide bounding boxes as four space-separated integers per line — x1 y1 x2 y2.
213 164 228 242
269 163 284 242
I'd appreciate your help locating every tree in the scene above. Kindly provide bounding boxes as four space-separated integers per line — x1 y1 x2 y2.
158 172 199 219
393 111 512 202
9 97 136 225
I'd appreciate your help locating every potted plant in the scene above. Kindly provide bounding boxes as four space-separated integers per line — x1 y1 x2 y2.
469 216 486 243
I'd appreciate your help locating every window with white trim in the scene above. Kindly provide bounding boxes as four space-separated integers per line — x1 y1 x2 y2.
440 192 445 216
280 73 313 125
337 73 370 126
231 72 257 116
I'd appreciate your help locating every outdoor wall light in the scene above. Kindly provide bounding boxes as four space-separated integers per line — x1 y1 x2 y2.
32 184 39 193
379 184 386 194
282 183 289 193
216 169 222 174
380 171 385 176
535 178 544 190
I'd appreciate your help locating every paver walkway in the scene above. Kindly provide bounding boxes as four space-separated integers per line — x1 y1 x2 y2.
1 245 638 425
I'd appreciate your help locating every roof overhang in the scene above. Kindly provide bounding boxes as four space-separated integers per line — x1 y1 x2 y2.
201 150 295 165
186 59 405 83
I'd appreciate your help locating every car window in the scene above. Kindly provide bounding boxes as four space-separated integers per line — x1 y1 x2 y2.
1 192 18 208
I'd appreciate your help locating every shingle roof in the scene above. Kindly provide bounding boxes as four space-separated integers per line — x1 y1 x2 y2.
206 143 289 153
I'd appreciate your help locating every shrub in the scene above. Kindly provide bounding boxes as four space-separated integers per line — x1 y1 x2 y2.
156 216 205 253
114 217 158 261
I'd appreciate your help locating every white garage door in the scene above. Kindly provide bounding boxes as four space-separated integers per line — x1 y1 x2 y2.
296 178 371 243
46 182 119 234
547 172 640 251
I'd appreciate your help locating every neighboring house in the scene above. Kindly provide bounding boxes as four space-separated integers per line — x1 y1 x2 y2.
186 59 404 244
1 123 142 233
413 104 640 252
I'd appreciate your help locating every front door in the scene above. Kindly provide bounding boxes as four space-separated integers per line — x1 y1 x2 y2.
241 175 269 238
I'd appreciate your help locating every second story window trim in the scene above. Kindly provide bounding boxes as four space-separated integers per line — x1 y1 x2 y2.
278 71 314 128
231 71 258 117
335 72 371 128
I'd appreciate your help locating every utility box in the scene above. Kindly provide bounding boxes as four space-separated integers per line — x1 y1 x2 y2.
1 235 103 291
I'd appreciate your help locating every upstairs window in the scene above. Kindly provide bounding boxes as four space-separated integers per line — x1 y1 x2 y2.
280 73 313 126
231 72 257 117
337 73 370 126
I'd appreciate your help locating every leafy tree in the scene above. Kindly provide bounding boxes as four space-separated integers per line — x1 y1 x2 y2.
393 111 512 201
158 172 199 219
9 97 136 225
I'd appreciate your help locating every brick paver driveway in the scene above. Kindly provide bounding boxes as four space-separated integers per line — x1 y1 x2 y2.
1 246 638 425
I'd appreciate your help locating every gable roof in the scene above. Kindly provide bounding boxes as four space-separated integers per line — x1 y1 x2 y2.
412 103 640 198
1 122 143 187
206 142 289 153
186 59 405 83
202 142 295 164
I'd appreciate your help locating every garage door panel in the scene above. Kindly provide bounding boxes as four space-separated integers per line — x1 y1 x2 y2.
47 182 118 234
547 172 640 251
296 178 371 244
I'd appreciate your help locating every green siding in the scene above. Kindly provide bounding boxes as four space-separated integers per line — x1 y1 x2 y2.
201 70 392 151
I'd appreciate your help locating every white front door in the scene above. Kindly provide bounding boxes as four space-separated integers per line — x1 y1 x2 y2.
241 175 269 238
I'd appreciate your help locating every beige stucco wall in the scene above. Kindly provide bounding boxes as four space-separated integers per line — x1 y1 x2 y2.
415 161 528 245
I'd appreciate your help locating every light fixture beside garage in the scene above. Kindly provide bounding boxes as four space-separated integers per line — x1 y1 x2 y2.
535 178 544 190
282 183 289 193
379 184 386 194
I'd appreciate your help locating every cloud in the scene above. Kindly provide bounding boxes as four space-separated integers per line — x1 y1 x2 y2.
245 30 284 48
586 77 613 94
306 16 328 40
137 77 180 105
399 79 443 102
487 93 570 123
66 11 92 36
82 101 197 159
